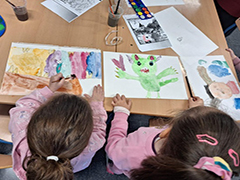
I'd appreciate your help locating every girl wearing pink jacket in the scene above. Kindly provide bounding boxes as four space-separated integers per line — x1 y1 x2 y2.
9 73 107 180
106 94 240 180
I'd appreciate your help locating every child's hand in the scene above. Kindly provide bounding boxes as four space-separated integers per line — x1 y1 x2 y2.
112 94 132 110
188 96 204 108
49 73 65 92
84 85 104 102
226 48 237 60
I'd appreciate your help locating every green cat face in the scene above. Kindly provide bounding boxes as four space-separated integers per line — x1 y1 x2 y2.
131 54 157 77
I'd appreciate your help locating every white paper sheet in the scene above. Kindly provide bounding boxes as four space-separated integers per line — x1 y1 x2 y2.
41 0 78 22
104 51 188 99
53 0 101 16
181 55 240 120
155 7 218 60
41 0 101 22
123 14 172 52
124 0 185 7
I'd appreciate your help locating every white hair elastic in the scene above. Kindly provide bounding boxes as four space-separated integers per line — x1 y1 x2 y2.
46 155 59 162
105 30 122 46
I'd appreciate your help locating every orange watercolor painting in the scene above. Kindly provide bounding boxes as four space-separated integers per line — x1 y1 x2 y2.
7 47 53 77
0 43 102 95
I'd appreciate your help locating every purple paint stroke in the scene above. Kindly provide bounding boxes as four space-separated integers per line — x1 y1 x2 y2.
70 52 88 79
44 50 61 77
112 55 126 71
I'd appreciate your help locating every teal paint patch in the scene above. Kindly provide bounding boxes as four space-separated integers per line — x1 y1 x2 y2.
198 59 207 65
222 61 229 68
212 60 223 67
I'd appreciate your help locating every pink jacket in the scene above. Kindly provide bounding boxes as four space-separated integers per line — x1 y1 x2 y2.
105 110 166 177
9 86 107 180
233 57 240 73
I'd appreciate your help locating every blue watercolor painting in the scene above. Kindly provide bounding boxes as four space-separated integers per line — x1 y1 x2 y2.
234 98 240 110
208 64 231 77
86 52 101 78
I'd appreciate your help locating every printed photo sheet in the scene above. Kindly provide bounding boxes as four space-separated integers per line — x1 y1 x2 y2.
123 14 172 52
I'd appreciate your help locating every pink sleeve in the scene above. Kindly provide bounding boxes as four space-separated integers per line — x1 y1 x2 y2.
71 101 107 172
105 112 162 175
9 87 54 179
233 57 240 72
87 101 108 151
105 112 129 170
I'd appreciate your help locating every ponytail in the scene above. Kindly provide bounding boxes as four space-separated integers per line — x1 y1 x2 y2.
23 93 93 180
130 156 221 180
23 155 73 180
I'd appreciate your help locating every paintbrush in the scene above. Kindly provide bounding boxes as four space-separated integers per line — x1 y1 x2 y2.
114 0 121 14
178 60 196 100
5 0 16 7
185 74 193 98
109 0 115 16
52 74 76 83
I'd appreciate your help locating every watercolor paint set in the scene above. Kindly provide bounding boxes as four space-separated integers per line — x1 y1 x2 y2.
128 0 153 20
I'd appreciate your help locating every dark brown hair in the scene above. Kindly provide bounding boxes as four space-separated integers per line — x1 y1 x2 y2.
23 93 93 180
130 106 240 180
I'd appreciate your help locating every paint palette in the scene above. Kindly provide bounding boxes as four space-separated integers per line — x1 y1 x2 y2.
0 16 6 37
128 0 153 20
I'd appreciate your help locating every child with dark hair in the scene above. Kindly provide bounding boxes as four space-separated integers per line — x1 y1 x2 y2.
105 94 240 180
9 73 107 180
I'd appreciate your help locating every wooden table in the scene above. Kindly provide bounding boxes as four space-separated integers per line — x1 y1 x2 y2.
0 0 115 102
104 0 237 117
0 0 236 117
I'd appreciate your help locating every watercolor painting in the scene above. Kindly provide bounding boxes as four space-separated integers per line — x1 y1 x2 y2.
0 42 101 95
104 51 188 99
181 55 240 120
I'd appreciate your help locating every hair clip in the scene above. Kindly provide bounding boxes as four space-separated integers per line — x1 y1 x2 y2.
46 155 59 162
194 156 232 180
196 134 218 146
228 149 239 167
